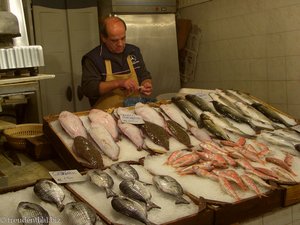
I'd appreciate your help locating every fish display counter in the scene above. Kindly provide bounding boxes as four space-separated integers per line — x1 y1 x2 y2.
38 88 300 224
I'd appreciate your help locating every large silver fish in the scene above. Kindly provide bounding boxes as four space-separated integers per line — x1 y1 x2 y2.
33 179 65 212
185 94 217 114
171 97 200 122
111 196 156 225
227 89 257 105
58 111 87 138
119 179 161 211
17 202 49 225
88 108 119 141
141 121 169 150
252 102 297 127
73 136 104 169
152 175 189 204
63 201 100 225
88 124 120 161
87 169 116 198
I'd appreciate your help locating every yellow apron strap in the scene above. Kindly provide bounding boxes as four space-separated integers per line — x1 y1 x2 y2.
105 60 113 77
126 56 138 84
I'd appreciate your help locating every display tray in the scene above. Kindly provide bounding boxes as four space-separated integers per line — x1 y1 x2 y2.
282 183 300 206
64 165 213 225
211 188 283 225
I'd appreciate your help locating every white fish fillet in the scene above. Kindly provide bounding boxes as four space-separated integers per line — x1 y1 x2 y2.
135 102 165 128
58 111 87 138
117 120 144 150
89 109 119 141
89 124 120 161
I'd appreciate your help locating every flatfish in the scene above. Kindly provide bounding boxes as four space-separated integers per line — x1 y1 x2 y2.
159 103 188 130
87 169 116 198
166 119 191 147
33 179 65 211
135 102 165 128
58 111 87 138
111 196 156 225
141 121 169 150
89 108 119 141
119 179 161 211
73 136 104 169
63 201 102 225
17 202 49 225
152 175 189 204
88 124 120 161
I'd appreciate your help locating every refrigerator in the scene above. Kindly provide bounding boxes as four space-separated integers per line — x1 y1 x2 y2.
99 0 181 98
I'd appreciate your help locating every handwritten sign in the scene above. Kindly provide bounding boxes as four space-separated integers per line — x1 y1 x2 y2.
49 170 86 184
120 113 145 124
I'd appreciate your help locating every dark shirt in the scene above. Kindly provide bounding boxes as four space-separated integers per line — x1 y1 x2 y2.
81 43 151 106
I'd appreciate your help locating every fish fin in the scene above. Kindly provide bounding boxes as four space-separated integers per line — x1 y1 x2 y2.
146 201 161 211
105 188 117 198
175 196 190 204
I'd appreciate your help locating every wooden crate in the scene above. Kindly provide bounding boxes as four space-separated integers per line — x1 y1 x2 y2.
282 183 300 206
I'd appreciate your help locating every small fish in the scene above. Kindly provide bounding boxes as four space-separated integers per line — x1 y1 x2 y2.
63 201 99 225
33 179 65 212
171 97 200 122
58 111 87 138
240 174 266 198
17 202 49 225
73 136 104 169
111 195 156 225
259 131 297 150
119 179 161 211
152 175 189 204
245 173 277 190
227 89 257 105
87 169 116 198
265 157 297 176
141 121 169 150
218 175 240 201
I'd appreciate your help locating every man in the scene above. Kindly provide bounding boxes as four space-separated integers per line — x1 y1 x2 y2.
81 15 152 109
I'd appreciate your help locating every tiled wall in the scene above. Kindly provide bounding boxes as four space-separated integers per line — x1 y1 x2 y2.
178 0 300 119
239 202 300 225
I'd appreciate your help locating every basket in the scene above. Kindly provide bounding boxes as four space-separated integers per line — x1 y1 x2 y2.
3 123 44 150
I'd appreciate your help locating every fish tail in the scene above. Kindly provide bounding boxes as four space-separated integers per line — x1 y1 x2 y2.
175 196 190 204
146 201 161 211
57 203 65 212
106 188 117 198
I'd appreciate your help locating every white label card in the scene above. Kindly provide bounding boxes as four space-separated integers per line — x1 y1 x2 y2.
120 113 145 124
49 170 86 184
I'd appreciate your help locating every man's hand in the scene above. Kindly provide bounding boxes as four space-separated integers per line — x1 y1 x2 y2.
139 79 152 96
119 78 139 95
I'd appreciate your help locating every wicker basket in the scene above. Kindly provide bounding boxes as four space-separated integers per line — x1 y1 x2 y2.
3 123 44 150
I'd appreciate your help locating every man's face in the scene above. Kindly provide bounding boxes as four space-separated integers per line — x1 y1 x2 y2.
103 20 126 54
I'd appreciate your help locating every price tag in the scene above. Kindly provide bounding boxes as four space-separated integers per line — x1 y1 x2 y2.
195 92 212 102
120 113 145 124
49 170 86 184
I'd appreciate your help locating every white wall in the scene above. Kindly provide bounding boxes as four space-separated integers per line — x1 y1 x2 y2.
179 0 300 119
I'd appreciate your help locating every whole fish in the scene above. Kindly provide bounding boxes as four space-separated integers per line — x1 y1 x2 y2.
33 179 65 212
58 111 87 138
265 157 297 176
89 109 119 141
166 119 191 147
159 103 188 130
234 102 275 129
117 120 145 150
111 196 156 225
119 179 161 211
152 175 189 204
272 128 300 143
73 136 104 169
252 102 297 127
171 97 200 122
17 202 49 225
110 162 151 185
212 100 266 132
240 174 266 198
218 175 240 201
209 92 240 112
141 121 169 150
87 169 116 198
259 131 298 151
227 89 257 105
88 124 120 161
63 201 99 225
135 102 165 128
199 113 231 140
218 89 248 104
185 94 217 114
